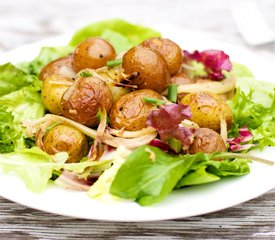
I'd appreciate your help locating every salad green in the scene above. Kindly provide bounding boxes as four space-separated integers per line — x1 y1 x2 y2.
0 19 274 206
110 146 249 206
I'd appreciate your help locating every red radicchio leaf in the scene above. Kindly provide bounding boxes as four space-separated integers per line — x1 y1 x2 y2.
146 104 196 149
149 139 170 152
227 127 254 152
183 49 232 80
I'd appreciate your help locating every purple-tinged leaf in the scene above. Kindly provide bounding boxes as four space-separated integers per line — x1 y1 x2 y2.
228 127 254 152
183 49 232 80
146 104 196 149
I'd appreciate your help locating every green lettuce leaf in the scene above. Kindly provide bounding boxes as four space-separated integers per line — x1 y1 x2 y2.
0 106 22 153
231 63 254 78
176 166 220 187
100 29 133 53
0 147 111 192
18 46 73 76
69 19 161 53
0 79 45 152
0 63 36 97
110 146 250 206
110 146 198 205
228 77 275 149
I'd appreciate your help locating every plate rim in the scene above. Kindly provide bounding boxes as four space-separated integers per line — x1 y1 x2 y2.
0 26 275 222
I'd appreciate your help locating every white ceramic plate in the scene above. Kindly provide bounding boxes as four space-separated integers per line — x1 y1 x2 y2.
0 24 275 222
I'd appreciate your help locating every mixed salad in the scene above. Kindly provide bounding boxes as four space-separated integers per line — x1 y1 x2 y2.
0 19 274 206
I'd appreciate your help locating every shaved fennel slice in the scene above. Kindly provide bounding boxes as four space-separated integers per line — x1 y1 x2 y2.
26 114 157 149
177 77 236 95
88 146 132 202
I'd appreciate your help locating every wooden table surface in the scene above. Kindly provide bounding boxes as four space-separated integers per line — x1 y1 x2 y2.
1 0 275 239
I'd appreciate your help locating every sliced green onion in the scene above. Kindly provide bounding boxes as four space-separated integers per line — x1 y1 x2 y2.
107 59 122 67
168 84 178 103
168 138 182 153
143 97 165 106
80 71 93 77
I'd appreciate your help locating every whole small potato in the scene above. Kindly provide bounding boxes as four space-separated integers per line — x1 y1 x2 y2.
61 77 113 127
39 55 76 81
189 128 226 154
181 92 233 132
41 74 74 115
72 37 116 72
110 89 162 131
43 124 88 163
141 37 183 75
122 46 170 93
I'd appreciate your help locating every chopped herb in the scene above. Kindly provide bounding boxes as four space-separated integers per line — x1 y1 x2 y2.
107 59 122 68
80 71 93 77
168 84 178 103
143 97 165 106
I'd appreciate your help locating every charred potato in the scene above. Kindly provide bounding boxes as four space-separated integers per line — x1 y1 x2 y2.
39 56 76 81
61 77 113 127
110 89 162 131
72 37 116 72
122 46 170 93
43 124 88 163
41 74 74 115
189 128 226 154
141 37 183 75
181 92 233 132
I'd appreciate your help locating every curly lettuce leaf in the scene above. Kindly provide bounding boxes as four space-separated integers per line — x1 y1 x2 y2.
0 78 45 152
228 77 275 149
0 63 36 97
69 19 161 53
0 106 22 153
0 147 111 192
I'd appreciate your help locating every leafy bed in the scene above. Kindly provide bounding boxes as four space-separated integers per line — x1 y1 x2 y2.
0 19 274 206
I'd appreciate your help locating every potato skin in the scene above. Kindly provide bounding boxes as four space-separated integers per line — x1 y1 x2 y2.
141 37 183 75
61 77 113 127
170 72 196 85
110 89 162 131
72 37 116 72
39 56 76 81
122 46 170 93
41 74 74 115
43 124 88 163
181 92 233 132
189 128 226 154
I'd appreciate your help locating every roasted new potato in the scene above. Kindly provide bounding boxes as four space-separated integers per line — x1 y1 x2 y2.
170 72 196 85
72 37 116 72
39 55 76 81
43 124 88 163
41 74 74 115
122 46 170 93
181 92 233 132
141 37 183 75
189 128 226 154
110 89 162 131
61 77 113 127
